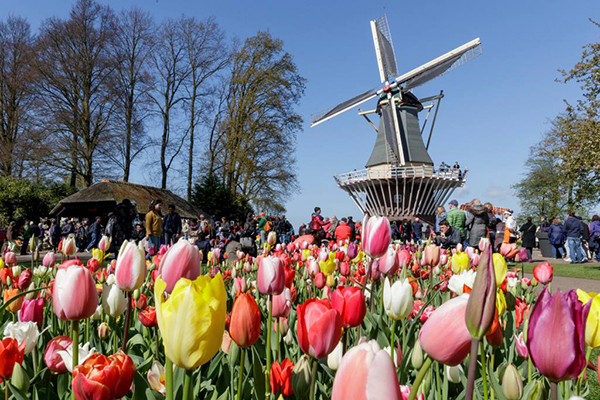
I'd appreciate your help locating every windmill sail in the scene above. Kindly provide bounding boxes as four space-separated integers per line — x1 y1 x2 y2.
310 88 378 127
395 38 481 90
371 15 398 82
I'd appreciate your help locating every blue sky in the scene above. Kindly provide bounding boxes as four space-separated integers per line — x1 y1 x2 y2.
3 0 599 228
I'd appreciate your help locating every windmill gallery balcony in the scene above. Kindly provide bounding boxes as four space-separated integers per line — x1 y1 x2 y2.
334 165 468 223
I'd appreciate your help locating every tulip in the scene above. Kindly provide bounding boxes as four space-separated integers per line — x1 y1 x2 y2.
257 256 285 295
527 288 591 382
446 364 464 383
502 364 523 400
383 277 414 321
157 240 201 294
331 286 366 328
271 288 292 318
465 241 496 340
53 262 98 321
3 321 39 354
327 341 343 371
419 295 471 366
270 358 294 397
450 251 470 274
378 246 399 275
448 270 477 296
138 306 158 327
57 342 96 373
147 361 167 395
4 252 16 266
411 339 424 369
319 258 336 276
97 322 110 339
291 355 312 399
492 253 507 287
514 333 528 358
362 215 391 258
229 293 261 348
397 249 411 269
3 288 23 313
11 362 29 392
347 242 358 260
532 262 553 285
576 290 599 348
72 351 135 400
62 236 77 256
18 298 44 328
331 339 402 400
154 274 226 369
43 335 72 374
267 231 277 246
423 244 440 267
297 298 342 359
97 235 111 252
102 275 127 318
86 258 100 272
42 251 57 268
0 338 25 381
516 247 528 262
115 240 146 292
500 242 519 258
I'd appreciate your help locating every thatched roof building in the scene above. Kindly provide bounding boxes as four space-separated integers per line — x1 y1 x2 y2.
50 179 207 219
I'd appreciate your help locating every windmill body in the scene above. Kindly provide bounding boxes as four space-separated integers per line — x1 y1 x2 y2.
311 16 481 224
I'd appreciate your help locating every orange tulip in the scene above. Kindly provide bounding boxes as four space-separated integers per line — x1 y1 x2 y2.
0 337 25 382
229 293 261 348
73 352 135 400
3 288 22 313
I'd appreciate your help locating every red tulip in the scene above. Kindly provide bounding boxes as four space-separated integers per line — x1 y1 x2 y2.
331 340 401 400
157 240 200 293
134 294 148 310
87 258 100 273
532 262 553 285
53 262 98 321
515 297 530 329
43 335 72 374
297 298 342 359
257 256 285 295
314 272 326 289
527 288 591 382
331 286 366 328
72 352 135 400
362 216 391 258
18 298 44 328
485 311 503 347
419 295 471 366
229 293 261 348
270 358 294 397
0 337 25 381
138 306 157 327
17 269 32 290
0 268 12 285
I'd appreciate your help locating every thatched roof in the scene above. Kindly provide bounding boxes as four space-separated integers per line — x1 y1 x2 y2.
50 179 206 219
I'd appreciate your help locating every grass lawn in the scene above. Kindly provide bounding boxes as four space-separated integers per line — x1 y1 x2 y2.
590 348 600 399
520 262 600 281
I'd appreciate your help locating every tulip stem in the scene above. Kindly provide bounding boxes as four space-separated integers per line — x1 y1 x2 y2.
480 342 488 400
465 338 479 400
265 294 273 396
527 357 532 384
182 369 193 400
309 357 318 400
275 319 280 362
122 292 132 352
237 348 245 400
166 358 174 400
389 319 397 360
408 357 432 400
550 382 558 400
71 319 80 400
576 347 592 395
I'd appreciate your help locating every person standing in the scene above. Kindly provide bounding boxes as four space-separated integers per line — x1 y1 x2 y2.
347 216 356 242
334 218 352 244
549 218 566 259
412 217 423 246
86 216 102 251
435 206 447 234
145 200 163 255
465 199 489 248
564 212 585 263
310 207 327 242
519 217 537 262
401 219 412 243
20 220 31 255
446 200 466 244
589 215 600 262
502 210 518 244
539 216 550 232
484 203 498 249
163 204 182 246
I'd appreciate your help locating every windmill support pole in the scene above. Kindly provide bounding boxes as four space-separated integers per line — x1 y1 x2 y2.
426 90 444 150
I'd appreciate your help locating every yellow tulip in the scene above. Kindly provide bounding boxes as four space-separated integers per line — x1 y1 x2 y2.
451 252 470 274
496 288 507 316
319 259 336 276
155 273 227 369
492 253 507 287
576 289 600 348
0 258 4 269
352 251 364 263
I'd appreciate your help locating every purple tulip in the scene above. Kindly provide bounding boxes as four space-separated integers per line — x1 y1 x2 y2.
526 288 591 382
347 242 358 260
465 240 496 339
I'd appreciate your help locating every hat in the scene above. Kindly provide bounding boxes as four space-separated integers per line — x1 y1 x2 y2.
504 210 513 216
449 199 459 206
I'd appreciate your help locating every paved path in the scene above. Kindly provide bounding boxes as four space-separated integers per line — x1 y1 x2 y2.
525 273 600 293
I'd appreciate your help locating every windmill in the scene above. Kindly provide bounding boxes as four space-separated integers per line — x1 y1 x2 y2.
311 15 482 224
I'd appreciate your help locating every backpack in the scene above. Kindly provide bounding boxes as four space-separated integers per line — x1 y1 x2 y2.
264 221 272 232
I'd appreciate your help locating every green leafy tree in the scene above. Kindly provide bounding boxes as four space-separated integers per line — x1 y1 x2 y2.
190 173 253 222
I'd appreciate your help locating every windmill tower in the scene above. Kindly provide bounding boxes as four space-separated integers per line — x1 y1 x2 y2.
311 16 482 224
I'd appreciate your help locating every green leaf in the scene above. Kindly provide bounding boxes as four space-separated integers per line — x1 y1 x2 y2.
252 346 265 400
487 360 509 400
8 382 29 400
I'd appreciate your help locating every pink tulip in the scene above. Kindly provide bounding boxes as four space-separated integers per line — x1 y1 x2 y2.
42 252 57 268
517 247 528 262
378 246 399 275
115 240 146 292
285 243 295 254
500 242 519 258
308 259 320 275
62 236 77 256
270 288 292 318
4 252 16 266
314 272 326 289
340 262 350 276
423 244 440 266
297 298 343 359
44 335 72 374
419 295 471 366
257 256 285 295
362 216 391 258
232 277 247 295
53 263 98 321
400 386 424 400
532 262 553 285
514 333 528 359
18 298 44 328
157 240 201 294
527 288 590 382
18 268 32 289
97 235 111 252
370 260 381 281
332 340 402 400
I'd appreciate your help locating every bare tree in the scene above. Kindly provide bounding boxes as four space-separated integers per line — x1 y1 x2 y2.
150 19 190 189
0 17 35 176
179 16 228 199
108 8 155 182
36 0 116 187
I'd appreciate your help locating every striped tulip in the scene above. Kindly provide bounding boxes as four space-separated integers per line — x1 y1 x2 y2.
378 246 399 276
42 252 56 268
423 244 440 267
53 262 98 321
61 237 77 256
97 235 111 252
115 240 146 292
362 216 391 258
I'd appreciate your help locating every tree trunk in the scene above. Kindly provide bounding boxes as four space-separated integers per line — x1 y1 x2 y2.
161 108 169 189
187 84 196 200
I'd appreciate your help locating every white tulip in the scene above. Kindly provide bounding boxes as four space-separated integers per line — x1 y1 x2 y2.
383 277 413 320
327 341 343 371
448 269 477 296
283 329 293 345
11 265 21 277
102 275 127 318
446 364 464 383
383 345 399 367
3 321 39 354
58 342 96 372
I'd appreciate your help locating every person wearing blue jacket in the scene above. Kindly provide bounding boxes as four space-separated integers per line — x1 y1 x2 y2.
548 218 565 259
563 212 585 263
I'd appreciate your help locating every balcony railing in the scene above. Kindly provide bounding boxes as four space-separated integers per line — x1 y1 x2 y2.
334 165 468 186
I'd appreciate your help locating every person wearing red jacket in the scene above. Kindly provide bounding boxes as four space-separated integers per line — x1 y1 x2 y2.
311 207 327 242
334 218 352 244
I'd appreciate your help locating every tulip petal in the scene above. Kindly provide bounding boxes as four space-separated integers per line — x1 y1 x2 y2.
366 350 402 400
